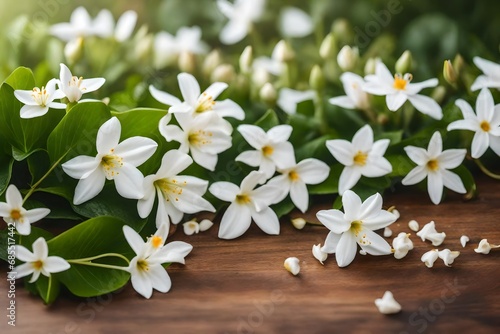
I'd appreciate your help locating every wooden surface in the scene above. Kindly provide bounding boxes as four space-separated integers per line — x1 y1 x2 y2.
2 175 500 334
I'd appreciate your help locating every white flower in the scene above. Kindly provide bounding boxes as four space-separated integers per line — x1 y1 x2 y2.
416 221 446 246
317 190 397 268
421 249 439 268
312 244 328 265
0 185 50 236
49 7 95 42
326 125 392 195
159 112 232 171
460 235 469 248
363 61 442 119
123 223 192 299
392 233 413 259
59 63 105 103
92 9 137 42
150 72 244 124
14 79 66 118
402 131 466 205
277 88 315 115
14 237 70 283
153 26 208 69
62 117 158 205
471 57 500 91
209 171 284 239
374 291 402 314
291 217 307 230
137 150 215 229
279 7 313 38
408 220 419 232
329 72 370 111
268 158 330 213
199 219 214 232
438 249 460 267
474 239 500 254
183 220 200 236
236 124 296 179
284 257 300 275
217 0 265 45
337 46 359 72
447 88 500 158
383 227 392 238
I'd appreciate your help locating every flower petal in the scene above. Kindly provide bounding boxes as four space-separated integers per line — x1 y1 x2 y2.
235 150 262 167
251 206 280 235
15 245 36 262
14 262 34 279
476 88 494 121
427 172 444 205
62 155 100 179
335 232 357 267
406 79 438 95
470 131 489 159
213 99 245 120
24 208 50 224
290 180 308 213
96 117 121 155
203 82 228 101
154 241 193 264
352 125 373 152
123 226 145 256
316 209 350 234
338 167 361 195
81 78 106 93
115 10 137 42
148 265 171 293
6 184 23 208
326 139 354 166
447 119 479 132
401 166 427 186
32 237 48 259
322 231 342 253
386 92 408 111
358 229 392 255
279 6 313 38
329 96 356 110
43 256 70 273
241 171 267 193
14 90 36 105
114 137 158 167
407 95 443 120
177 73 200 106
130 261 153 298
438 149 466 169
114 164 145 199
209 181 239 202
296 158 330 184
149 85 182 106
455 99 476 119
270 141 296 170
73 168 106 205
238 124 267 149
218 203 251 239
267 125 293 142
20 105 49 119
219 19 248 45
427 131 443 158
441 169 466 194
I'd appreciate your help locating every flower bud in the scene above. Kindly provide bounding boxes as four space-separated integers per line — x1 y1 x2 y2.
183 220 200 235
375 291 402 314
364 57 380 75
337 45 358 71
395 50 412 74
421 249 439 268
408 220 419 232
452 54 465 76
203 49 223 77
331 18 352 44
178 51 196 73
284 257 300 275
431 86 446 104
259 82 277 105
312 244 328 264
443 60 458 85
309 65 325 91
460 235 469 248
273 40 295 63
134 33 153 63
383 227 392 238
319 33 337 60
211 64 235 83
239 45 253 74
64 37 84 64
291 217 307 230
199 219 214 232
252 67 271 88
438 249 460 267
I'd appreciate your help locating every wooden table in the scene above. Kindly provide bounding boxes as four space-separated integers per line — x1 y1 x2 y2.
2 175 499 334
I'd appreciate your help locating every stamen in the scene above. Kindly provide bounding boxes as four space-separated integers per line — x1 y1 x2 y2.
262 145 274 156
236 194 251 204
101 155 124 178
151 236 162 249
137 259 149 272
427 159 439 171
350 220 363 236
196 92 216 113
480 121 491 132
10 209 22 220
353 151 367 166
289 170 300 181
393 74 409 90
33 260 43 270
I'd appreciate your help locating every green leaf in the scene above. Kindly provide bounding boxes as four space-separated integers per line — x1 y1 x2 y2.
454 165 476 200
0 72 65 159
47 216 132 297
255 109 280 130
0 154 14 196
295 134 335 162
271 198 295 218
46 101 111 164
71 184 146 230
4 66 35 90
32 275 60 305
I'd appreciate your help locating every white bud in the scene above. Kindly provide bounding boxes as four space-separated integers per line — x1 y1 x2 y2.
408 220 419 232
460 235 469 248
273 40 295 62
211 64 235 83
203 49 223 77
259 82 277 105
421 249 439 268
337 45 359 71
239 45 253 74
391 209 400 220
319 33 337 60
364 57 380 75
392 233 413 259
374 291 402 314
383 227 393 238
291 217 307 230
199 219 214 232
178 51 196 73
312 244 328 265
284 257 300 275
438 249 460 267
416 221 446 246
64 37 84 64
183 220 200 236
474 239 500 254
359 249 367 255
252 67 271 88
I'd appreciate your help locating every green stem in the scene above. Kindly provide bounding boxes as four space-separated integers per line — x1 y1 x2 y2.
248 24 263 53
23 151 70 204
67 253 130 265
67 260 129 271
314 91 329 135
475 159 500 180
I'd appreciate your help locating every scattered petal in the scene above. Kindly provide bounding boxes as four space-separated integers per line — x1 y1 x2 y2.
383 227 393 238
375 291 402 314
421 249 439 268
312 244 328 265
284 257 300 275
438 249 460 267
460 235 469 248
408 220 419 232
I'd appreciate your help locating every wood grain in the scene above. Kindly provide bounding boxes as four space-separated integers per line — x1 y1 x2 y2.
1 175 500 334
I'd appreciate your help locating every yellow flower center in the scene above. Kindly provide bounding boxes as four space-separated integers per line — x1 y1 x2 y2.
353 151 368 166
33 260 43 270
188 129 213 146
393 73 412 91
10 209 22 220
236 194 251 204
262 145 274 157
155 178 186 203
31 86 50 107
195 92 215 113
289 170 300 182
151 236 163 249
480 121 491 132
101 152 124 178
350 220 363 236
69 76 85 90
427 159 439 171
137 259 149 272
